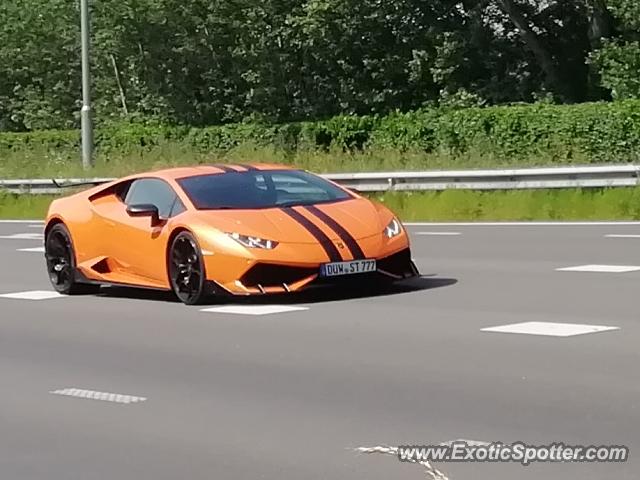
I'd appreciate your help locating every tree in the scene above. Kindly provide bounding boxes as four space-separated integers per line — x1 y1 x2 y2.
591 0 640 99
0 0 79 130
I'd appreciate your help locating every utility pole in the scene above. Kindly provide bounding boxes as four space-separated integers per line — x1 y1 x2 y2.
80 0 93 169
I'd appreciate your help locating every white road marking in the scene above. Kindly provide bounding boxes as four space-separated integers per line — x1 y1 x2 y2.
200 305 309 316
28 224 44 229
557 264 640 273
0 290 63 300
0 233 44 240
414 232 461 236
482 321 619 337
50 388 147 404
405 221 640 226
18 247 45 253
605 234 640 238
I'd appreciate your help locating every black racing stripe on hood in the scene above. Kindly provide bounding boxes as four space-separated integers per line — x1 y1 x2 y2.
281 208 342 262
303 205 365 260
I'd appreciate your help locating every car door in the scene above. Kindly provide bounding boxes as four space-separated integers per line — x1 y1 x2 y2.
110 178 185 286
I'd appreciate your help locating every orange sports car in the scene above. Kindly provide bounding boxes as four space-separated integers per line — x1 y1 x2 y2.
44 164 418 304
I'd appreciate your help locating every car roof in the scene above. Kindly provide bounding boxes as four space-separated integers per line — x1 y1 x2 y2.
145 163 297 181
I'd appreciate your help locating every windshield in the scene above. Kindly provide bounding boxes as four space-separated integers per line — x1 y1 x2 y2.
177 169 353 210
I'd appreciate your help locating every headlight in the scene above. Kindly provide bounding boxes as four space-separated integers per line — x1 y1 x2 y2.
384 218 402 238
228 232 279 249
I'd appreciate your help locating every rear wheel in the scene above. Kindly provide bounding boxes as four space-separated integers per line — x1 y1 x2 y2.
168 232 208 305
45 224 100 295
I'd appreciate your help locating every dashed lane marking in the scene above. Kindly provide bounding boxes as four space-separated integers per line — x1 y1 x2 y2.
481 321 619 337
50 388 147 404
201 305 309 316
0 233 44 240
18 247 45 253
605 234 640 238
0 291 63 300
556 264 640 273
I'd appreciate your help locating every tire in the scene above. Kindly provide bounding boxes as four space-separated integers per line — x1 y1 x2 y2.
45 223 101 295
168 231 208 305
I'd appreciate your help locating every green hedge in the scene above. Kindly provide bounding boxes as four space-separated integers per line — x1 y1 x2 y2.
2 100 640 163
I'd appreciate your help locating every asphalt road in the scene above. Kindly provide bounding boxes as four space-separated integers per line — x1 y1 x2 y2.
0 220 638 480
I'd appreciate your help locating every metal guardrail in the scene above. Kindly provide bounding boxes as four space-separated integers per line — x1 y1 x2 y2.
0 178 114 195
328 165 640 192
1 166 639 194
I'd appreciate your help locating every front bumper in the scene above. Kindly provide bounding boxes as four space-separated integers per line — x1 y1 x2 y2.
210 247 419 296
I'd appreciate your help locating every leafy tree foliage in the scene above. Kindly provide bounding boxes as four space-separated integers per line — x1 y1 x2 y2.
590 0 640 99
0 0 638 131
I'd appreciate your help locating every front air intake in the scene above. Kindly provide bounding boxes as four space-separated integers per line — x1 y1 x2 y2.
240 263 317 288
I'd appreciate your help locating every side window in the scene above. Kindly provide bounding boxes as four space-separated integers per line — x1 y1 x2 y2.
114 181 133 201
125 179 184 218
169 197 186 217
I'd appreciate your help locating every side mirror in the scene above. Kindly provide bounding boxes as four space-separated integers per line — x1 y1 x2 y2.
126 204 160 225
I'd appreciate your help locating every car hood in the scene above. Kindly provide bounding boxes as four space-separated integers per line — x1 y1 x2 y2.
193 198 390 244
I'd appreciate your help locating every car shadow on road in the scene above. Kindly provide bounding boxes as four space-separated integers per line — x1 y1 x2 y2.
95 286 177 303
235 276 458 305
94 275 457 306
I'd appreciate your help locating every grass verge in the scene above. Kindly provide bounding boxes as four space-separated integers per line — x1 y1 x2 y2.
0 193 57 219
375 188 640 221
0 143 597 179
4 188 640 221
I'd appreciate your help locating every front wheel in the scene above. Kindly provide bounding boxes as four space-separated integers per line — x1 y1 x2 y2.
45 223 100 295
168 232 208 305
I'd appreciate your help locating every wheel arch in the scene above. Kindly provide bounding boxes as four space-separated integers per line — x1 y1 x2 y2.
165 227 193 279
44 216 66 239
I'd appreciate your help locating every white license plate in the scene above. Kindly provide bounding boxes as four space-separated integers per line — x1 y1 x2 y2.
320 259 377 277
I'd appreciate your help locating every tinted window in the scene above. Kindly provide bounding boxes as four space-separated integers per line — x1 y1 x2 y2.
177 170 352 210
125 178 184 218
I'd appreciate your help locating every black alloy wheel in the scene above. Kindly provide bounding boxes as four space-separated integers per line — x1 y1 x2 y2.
45 224 99 295
169 232 208 305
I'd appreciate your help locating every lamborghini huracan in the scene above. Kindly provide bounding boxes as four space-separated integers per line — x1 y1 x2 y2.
44 164 419 304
